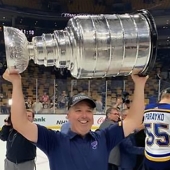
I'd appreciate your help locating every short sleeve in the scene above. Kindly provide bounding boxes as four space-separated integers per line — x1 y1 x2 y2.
36 124 61 155
104 122 125 151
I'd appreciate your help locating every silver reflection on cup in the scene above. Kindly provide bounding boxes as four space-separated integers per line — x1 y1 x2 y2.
4 9 157 79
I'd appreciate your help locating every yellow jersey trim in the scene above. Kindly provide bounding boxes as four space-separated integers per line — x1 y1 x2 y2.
145 151 170 162
144 109 170 114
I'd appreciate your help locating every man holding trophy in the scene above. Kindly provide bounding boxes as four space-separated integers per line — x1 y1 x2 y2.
2 9 159 170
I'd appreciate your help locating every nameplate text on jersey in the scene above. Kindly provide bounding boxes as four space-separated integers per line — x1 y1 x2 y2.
144 112 164 121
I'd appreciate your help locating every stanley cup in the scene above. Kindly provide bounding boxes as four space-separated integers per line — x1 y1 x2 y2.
4 9 157 79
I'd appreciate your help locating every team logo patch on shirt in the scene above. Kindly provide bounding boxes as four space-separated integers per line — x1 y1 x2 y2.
91 141 98 149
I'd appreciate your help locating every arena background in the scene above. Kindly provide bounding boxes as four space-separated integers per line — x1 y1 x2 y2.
0 0 170 129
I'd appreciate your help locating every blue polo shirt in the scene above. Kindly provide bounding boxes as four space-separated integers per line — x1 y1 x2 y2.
36 123 124 170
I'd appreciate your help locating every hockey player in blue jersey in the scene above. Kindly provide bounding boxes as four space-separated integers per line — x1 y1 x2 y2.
144 87 170 170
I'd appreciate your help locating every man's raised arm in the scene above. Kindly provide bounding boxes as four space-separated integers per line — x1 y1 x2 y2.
123 74 148 137
3 69 38 142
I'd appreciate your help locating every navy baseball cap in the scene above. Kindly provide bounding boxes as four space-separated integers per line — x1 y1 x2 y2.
68 94 96 109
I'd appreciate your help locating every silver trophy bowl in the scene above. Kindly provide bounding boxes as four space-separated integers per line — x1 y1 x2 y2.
4 9 157 79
